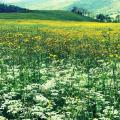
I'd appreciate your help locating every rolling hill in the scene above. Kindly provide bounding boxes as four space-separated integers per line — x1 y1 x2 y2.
0 10 95 21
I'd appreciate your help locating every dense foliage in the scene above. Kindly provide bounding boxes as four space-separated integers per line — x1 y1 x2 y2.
0 3 28 13
96 14 112 22
71 6 120 22
0 20 120 120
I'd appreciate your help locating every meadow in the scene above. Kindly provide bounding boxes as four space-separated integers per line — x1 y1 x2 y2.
0 20 120 120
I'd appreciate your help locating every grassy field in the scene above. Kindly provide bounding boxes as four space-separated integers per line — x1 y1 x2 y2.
0 11 95 21
0 20 120 120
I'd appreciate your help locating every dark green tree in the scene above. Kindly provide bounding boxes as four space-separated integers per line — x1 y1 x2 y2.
0 3 29 13
96 14 106 22
116 15 120 22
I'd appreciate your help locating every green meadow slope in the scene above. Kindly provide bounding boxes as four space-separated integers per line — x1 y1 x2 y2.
0 10 94 21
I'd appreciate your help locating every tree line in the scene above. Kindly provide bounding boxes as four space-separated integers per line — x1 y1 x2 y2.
71 7 120 22
0 3 29 13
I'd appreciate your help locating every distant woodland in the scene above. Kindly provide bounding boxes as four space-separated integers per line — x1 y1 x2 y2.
0 3 28 12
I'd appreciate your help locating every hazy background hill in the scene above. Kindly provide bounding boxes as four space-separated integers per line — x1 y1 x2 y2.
66 0 120 17
2 0 120 16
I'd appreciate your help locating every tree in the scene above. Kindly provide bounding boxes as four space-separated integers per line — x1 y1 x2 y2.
71 7 88 16
105 15 112 22
71 7 78 13
116 15 120 22
96 14 106 22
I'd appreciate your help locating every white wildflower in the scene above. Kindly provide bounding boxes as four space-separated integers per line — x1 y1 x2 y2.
41 79 56 90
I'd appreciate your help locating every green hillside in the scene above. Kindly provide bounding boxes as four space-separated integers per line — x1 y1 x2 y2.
0 10 95 21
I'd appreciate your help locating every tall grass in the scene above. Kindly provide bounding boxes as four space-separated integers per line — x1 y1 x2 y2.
0 20 120 120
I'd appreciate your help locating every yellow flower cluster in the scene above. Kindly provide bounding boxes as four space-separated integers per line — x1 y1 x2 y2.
0 20 120 61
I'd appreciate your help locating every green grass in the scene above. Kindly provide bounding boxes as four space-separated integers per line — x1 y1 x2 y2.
0 10 95 21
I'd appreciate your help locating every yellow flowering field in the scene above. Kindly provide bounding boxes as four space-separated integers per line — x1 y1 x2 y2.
0 20 120 120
